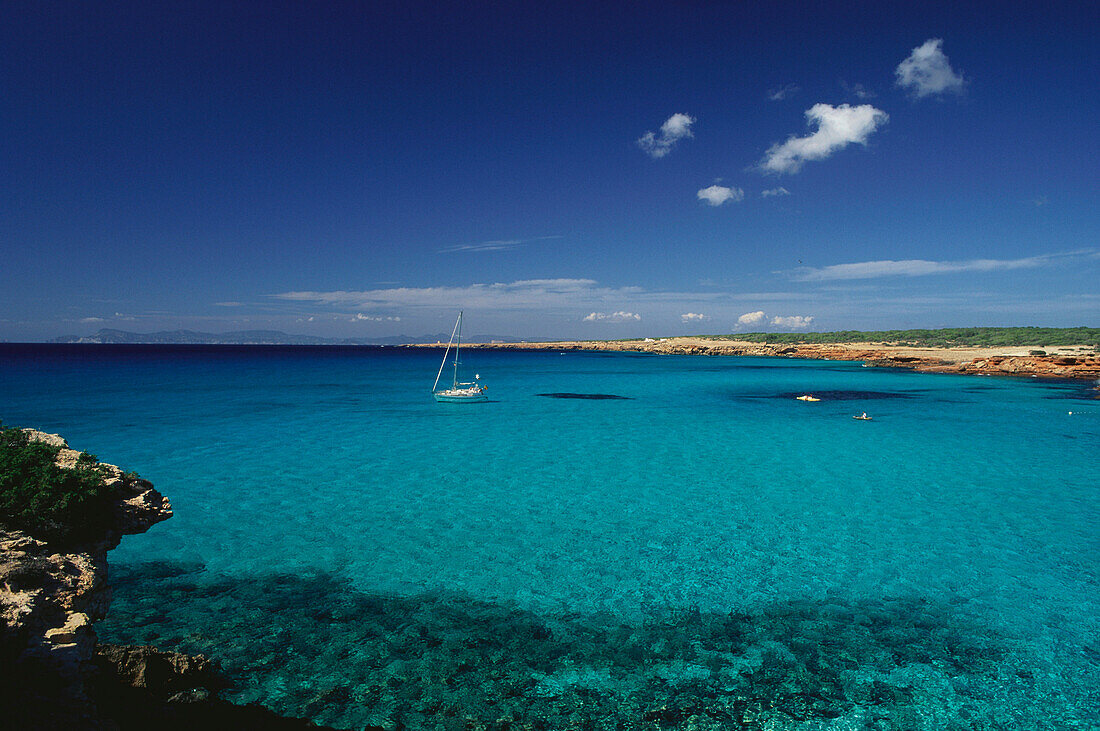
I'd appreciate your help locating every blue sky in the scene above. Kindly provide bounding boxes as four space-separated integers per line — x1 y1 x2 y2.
2 1 1097 341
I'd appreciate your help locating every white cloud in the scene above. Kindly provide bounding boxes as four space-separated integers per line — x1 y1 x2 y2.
637 113 696 158
583 311 641 322
269 279 830 330
353 313 401 322
441 239 522 253
761 103 888 174
733 311 813 329
895 39 966 98
697 185 744 206
762 187 790 198
214 301 242 307
80 316 105 323
273 279 646 312
681 312 709 322
767 83 800 101
771 315 814 329
790 253 1078 282
737 311 767 327
439 235 562 253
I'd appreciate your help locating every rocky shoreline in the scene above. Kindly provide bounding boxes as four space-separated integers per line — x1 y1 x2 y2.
0 430 333 729
457 338 1100 384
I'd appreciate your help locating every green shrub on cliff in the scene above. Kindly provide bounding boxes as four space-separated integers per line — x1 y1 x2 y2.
0 424 119 545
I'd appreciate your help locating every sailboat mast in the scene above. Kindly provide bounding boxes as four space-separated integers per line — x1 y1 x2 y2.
452 310 462 388
432 313 462 393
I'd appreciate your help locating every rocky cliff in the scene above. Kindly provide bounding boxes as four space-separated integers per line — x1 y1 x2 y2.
1 430 173 727
0 430 333 729
466 339 1100 382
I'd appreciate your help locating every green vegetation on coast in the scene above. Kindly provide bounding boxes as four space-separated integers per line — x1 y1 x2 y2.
0 425 133 545
709 327 1100 348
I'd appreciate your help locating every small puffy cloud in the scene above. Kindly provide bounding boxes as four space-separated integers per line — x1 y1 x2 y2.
681 312 709 323
767 83 800 101
895 39 966 98
737 311 767 327
762 187 790 198
584 311 641 322
771 315 814 329
80 316 106 323
697 185 744 206
761 103 888 174
637 113 696 158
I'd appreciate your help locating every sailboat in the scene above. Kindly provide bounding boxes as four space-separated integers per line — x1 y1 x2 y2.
432 311 488 402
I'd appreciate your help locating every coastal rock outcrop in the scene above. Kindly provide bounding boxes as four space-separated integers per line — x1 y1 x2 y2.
1 429 336 729
0 430 172 728
466 339 1100 381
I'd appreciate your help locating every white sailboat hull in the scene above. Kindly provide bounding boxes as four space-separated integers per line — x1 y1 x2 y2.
433 386 488 402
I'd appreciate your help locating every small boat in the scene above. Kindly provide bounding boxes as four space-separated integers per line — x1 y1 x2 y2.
853 412 872 421
795 395 820 402
433 311 488 403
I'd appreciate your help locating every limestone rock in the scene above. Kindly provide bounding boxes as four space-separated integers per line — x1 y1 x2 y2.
96 643 229 696
1 431 174 728
467 339 1100 381
2 430 336 729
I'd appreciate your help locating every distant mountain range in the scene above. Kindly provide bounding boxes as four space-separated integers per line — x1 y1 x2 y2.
48 328 526 345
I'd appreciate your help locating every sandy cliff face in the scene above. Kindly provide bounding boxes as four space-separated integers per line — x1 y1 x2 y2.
0 430 172 729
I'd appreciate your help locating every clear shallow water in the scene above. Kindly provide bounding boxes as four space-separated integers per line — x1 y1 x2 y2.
2 344 1098 729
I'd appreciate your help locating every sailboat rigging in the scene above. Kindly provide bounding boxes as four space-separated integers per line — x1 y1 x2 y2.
432 311 488 402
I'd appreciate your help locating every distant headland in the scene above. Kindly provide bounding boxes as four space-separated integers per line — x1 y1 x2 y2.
461 329 1100 382
41 327 529 346
44 328 436 345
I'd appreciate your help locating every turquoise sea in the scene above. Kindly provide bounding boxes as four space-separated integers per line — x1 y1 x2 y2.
2 344 1098 729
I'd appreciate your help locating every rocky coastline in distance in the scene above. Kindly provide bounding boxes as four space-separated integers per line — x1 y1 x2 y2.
0 429 335 730
42 327 524 346
455 337 1100 384
36 327 1100 383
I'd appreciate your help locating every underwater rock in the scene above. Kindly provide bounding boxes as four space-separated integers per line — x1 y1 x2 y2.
536 393 632 400
91 644 340 730
103 564 1026 729
95 644 229 696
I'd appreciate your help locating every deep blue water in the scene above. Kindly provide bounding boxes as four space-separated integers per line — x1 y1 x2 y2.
2 344 1098 729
